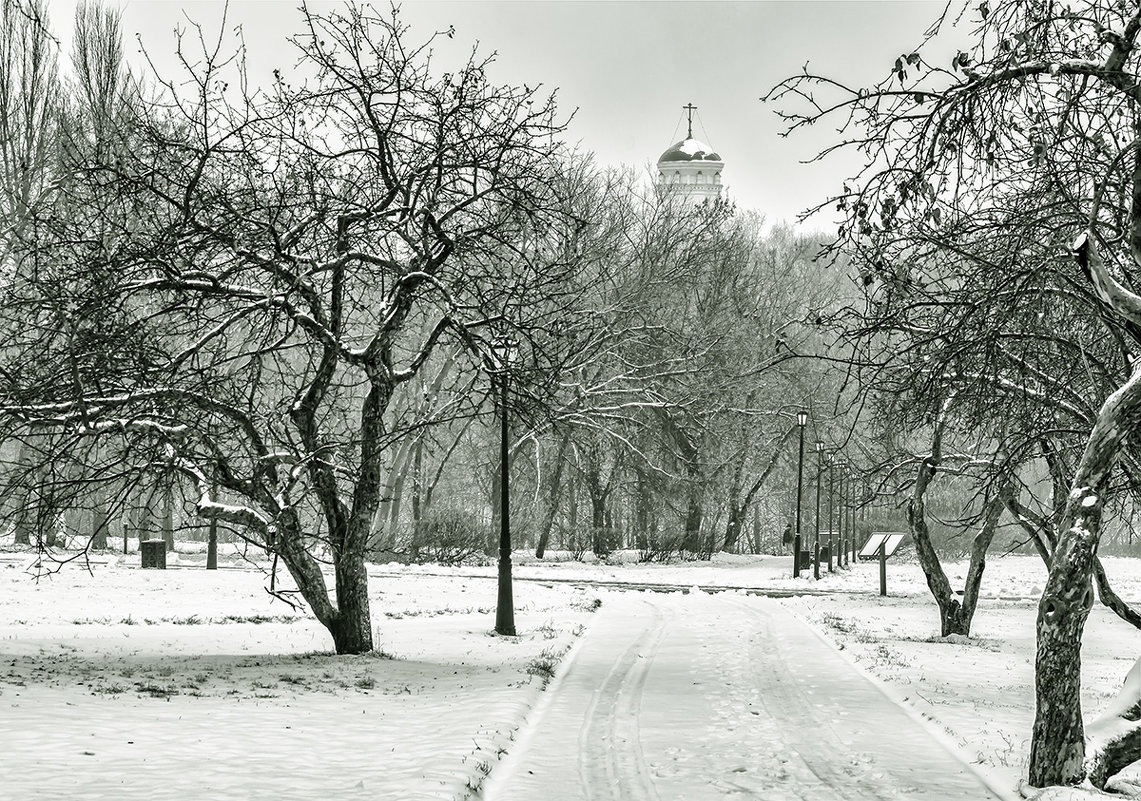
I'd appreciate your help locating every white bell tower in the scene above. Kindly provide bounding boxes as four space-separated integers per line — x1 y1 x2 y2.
656 103 724 204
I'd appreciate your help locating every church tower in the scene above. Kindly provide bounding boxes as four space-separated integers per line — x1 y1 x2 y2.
656 103 724 204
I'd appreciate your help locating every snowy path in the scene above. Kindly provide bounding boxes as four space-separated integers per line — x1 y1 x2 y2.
483 591 1007 801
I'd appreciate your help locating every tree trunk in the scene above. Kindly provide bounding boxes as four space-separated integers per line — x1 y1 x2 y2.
723 460 745 552
724 504 744 553
720 429 794 553
410 436 424 559
589 489 608 557
906 424 963 635
91 485 110 550
1029 234 1141 787
329 551 373 654
568 471 578 537
161 477 175 552
956 482 1011 631
683 477 704 553
535 433 569 559
682 461 703 553
13 500 31 545
633 467 653 550
367 435 415 553
907 420 1010 637
1029 492 1100 786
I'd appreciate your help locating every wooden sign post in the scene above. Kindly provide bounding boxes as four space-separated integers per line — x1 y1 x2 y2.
858 533 906 596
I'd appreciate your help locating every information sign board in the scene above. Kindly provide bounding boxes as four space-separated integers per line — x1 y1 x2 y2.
858 533 888 559
882 533 905 557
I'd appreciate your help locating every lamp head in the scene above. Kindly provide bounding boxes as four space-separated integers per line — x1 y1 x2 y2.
486 335 520 372
796 410 808 427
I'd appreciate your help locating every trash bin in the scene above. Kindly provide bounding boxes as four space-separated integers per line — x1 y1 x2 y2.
797 550 812 570
140 539 167 569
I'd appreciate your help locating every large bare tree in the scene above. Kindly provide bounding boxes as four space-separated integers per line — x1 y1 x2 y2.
768 0 1141 787
0 4 577 654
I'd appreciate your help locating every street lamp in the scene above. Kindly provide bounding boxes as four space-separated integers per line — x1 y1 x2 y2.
814 441 824 579
848 465 857 566
836 460 847 566
487 336 519 636
827 452 839 570
793 410 808 578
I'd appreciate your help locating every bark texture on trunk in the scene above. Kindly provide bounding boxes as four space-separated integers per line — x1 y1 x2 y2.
1029 233 1141 787
1030 492 1102 786
535 433 569 559
331 551 373 654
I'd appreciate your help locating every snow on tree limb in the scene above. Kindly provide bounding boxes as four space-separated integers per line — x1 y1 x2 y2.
172 455 271 534
1085 656 1141 788
1073 232 1141 334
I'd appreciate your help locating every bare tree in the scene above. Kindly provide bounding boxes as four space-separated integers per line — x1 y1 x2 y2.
767 0 1141 787
0 5 577 654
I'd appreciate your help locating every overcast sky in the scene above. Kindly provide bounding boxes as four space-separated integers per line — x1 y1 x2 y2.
47 0 960 229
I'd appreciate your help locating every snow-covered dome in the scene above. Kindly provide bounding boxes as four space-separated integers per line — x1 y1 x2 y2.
658 137 722 164
656 106 725 204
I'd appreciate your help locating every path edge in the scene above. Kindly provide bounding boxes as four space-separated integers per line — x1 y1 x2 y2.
785 598 1022 801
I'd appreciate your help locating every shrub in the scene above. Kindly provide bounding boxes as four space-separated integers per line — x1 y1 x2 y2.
410 510 488 565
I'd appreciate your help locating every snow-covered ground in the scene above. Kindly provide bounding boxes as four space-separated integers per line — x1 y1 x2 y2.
484 589 1007 801
778 556 1141 800
4 547 1141 799
0 550 599 800
393 550 1141 798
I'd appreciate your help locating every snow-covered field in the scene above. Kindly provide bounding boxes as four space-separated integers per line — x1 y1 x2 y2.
392 550 1141 798
0 550 599 800
3 546 1141 799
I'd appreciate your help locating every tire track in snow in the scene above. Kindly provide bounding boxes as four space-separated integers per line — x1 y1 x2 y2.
728 596 873 799
484 592 1004 801
578 598 668 801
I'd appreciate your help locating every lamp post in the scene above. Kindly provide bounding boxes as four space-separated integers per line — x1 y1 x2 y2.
827 452 836 569
488 337 518 636
850 466 858 565
814 441 824 579
836 460 847 565
793 410 808 578
821 449 830 575
845 466 855 565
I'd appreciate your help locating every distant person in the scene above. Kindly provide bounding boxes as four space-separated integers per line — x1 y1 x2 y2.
782 523 793 546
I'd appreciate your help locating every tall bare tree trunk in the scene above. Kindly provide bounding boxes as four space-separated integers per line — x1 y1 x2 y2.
91 484 110 550
908 418 1012 637
161 476 175 552
535 433 569 559
1029 234 1141 786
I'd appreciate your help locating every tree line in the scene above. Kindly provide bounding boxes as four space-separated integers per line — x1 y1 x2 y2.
0 0 843 653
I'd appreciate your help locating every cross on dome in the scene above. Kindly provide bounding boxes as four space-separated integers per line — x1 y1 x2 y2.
683 102 697 138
